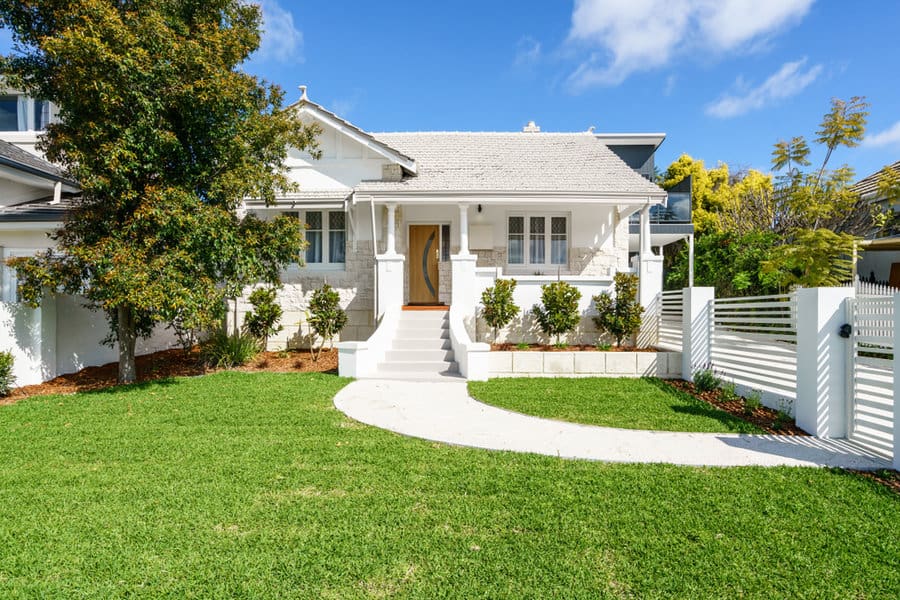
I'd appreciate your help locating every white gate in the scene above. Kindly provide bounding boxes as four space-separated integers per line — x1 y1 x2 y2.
847 296 894 459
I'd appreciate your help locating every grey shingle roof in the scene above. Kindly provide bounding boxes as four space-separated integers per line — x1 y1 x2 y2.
851 160 900 199
0 139 70 182
0 194 76 222
355 132 666 196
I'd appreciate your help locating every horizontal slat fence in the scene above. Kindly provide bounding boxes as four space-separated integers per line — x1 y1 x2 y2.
709 294 797 408
657 290 684 352
848 296 894 459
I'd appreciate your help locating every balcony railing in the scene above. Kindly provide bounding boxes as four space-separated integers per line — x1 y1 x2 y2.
629 191 692 224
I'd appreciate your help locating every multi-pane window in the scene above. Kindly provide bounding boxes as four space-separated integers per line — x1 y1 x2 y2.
440 224 451 261
283 210 346 267
0 95 55 132
508 214 568 267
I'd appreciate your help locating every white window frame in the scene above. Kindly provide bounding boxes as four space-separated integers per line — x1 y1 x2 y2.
505 212 570 270
285 209 347 271
0 95 56 132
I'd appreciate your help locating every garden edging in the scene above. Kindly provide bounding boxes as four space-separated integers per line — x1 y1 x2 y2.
488 350 682 378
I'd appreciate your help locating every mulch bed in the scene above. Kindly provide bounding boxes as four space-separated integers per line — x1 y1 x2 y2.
662 379 808 436
2 347 338 404
491 343 657 352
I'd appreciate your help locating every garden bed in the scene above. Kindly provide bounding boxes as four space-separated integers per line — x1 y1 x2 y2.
490 343 658 352
3 347 338 403
661 379 807 436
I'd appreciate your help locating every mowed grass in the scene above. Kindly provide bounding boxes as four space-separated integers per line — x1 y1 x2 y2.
0 372 897 598
469 377 762 433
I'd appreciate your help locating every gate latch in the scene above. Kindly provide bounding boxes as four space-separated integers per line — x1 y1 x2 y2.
838 323 852 338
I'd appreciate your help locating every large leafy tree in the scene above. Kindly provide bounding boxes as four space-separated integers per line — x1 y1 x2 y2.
0 0 319 383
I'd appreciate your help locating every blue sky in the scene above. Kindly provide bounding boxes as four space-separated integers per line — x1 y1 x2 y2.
5 1 900 179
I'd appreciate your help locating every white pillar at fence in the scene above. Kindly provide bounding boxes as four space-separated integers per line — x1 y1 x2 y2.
795 287 855 438
681 287 714 381
893 293 900 470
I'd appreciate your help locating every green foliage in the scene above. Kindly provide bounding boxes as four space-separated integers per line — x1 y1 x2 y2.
480 279 520 342
200 330 260 368
531 281 582 345
667 231 782 296
666 97 888 296
595 342 612 351
719 381 738 403
0 351 15 396
515 342 530 350
0 1 319 383
744 390 763 415
243 287 283 348
307 284 347 357
592 273 643 346
693 368 721 393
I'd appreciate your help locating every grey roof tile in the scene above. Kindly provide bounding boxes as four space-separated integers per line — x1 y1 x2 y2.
851 160 900 199
0 139 69 181
0 194 75 222
356 132 665 196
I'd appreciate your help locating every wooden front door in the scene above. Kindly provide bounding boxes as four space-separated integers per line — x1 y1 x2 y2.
408 225 440 304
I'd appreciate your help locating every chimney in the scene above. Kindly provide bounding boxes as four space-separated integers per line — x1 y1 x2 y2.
522 120 541 133
381 164 403 182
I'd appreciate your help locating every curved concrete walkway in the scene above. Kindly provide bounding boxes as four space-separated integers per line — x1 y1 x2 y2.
334 378 892 469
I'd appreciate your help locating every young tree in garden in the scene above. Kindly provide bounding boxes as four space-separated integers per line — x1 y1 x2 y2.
480 279 520 343
592 273 643 347
532 281 581 346
0 1 319 383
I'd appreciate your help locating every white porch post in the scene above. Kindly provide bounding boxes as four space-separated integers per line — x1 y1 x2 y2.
640 205 651 257
458 204 471 256
385 203 397 255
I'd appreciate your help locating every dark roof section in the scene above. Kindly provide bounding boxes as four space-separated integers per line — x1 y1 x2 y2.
0 139 76 184
0 194 77 222
851 160 900 199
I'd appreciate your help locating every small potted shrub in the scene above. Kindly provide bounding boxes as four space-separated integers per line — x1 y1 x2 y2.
480 279 520 344
592 272 643 347
532 281 581 347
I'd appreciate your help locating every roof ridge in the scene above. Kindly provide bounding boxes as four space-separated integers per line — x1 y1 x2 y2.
372 131 596 136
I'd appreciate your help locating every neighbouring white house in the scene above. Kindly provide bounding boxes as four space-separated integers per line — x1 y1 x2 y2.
0 86 690 384
851 160 900 288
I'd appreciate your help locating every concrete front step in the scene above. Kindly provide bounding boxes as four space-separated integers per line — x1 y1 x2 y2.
397 322 449 333
395 329 450 341
392 338 452 351
399 310 449 319
376 360 459 374
385 349 455 362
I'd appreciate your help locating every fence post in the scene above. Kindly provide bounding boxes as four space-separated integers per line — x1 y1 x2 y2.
894 293 900 470
681 287 714 382
795 287 855 438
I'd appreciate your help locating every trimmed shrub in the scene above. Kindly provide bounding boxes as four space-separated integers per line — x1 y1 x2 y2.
531 281 582 345
0 351 15 396
243 287 283 349
693 368 720 393
480 279 520 342
592 272 644 346
200 329 260 368
307 284 348 359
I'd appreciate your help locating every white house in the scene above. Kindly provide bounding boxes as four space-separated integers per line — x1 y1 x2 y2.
1 86 675 384
237 88 671 379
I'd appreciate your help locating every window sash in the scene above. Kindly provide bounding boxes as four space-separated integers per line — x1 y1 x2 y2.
508 214 567 266
292 209 346 266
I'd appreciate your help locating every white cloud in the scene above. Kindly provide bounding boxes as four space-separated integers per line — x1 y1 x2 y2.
513 36 542 68
566 0 814 89
255 1 303 64
705 58 822 118
663 74 677 96
863 121 900 148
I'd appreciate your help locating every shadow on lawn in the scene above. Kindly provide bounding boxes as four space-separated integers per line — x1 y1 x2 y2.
643 377 757 432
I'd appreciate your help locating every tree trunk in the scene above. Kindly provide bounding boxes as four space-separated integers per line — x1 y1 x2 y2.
117 304 138 384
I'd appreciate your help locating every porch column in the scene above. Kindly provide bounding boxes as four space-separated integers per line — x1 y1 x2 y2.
639 205 651 257
688 233 695 287
385 203 397 255
458 204 471 256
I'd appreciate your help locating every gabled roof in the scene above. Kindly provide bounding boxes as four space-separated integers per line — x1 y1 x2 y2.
289 87 417 174
355 132 666 197
0 139 75 185
851 160 900 199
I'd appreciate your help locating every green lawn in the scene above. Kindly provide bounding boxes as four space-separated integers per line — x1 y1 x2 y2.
469 377 763 433
0 372 898 598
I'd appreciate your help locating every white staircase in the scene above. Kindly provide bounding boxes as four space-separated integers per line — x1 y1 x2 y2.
375 309 459 379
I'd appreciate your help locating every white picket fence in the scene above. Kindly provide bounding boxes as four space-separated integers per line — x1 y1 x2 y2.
846 278 899 297
708 293 798 410
657 290 684 352
847 296 895 458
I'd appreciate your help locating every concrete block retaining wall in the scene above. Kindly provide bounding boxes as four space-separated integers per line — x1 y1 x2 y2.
488 351 682 378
